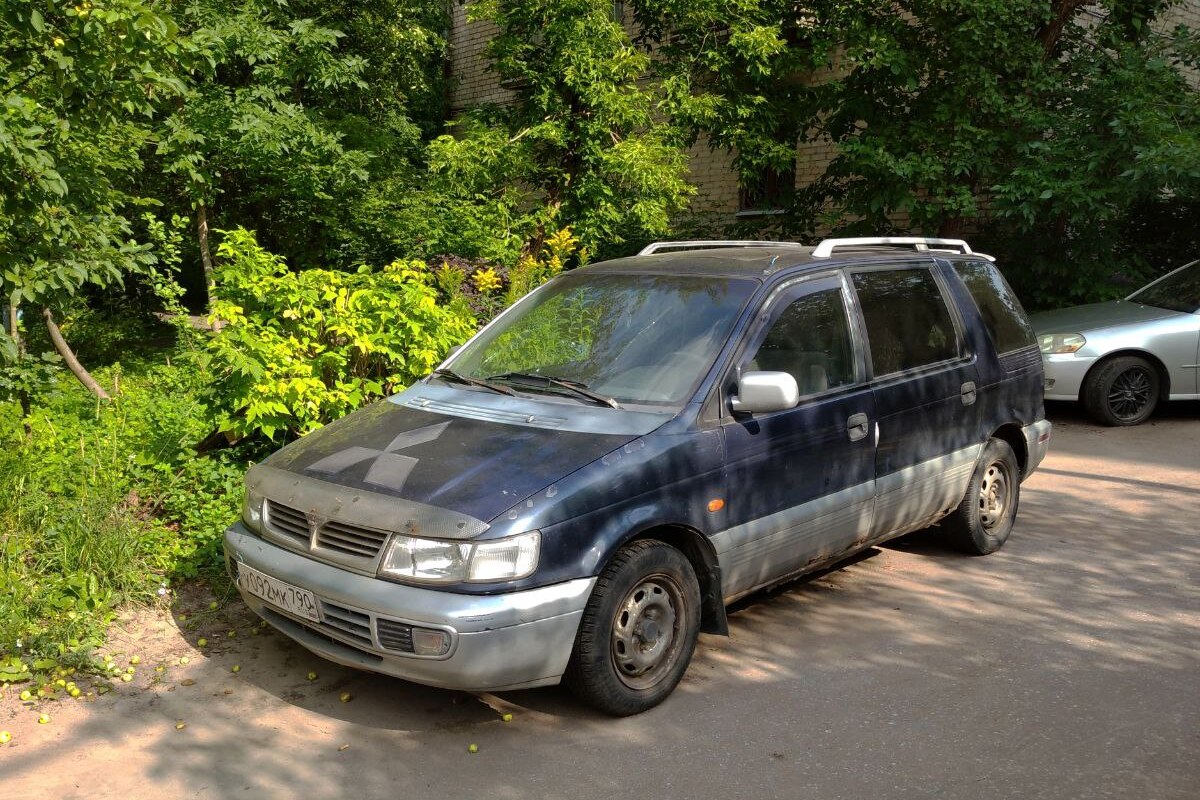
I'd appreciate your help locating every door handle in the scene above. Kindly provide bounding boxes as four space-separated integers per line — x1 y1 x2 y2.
846 412 870 442
960 381 977 406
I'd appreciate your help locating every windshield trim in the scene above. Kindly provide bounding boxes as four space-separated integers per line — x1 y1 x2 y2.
1126 259 1200 313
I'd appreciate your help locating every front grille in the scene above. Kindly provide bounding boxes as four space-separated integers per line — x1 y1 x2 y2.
264 501 390 561
279 615 383 666
317 520 390 558
376 619 415 653
265 501 309 543
257 595 448 660
318 600 373 647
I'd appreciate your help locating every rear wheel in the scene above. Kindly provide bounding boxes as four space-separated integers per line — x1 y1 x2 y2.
564 540 700 716
1083 355 1160 426
943 438 1019 555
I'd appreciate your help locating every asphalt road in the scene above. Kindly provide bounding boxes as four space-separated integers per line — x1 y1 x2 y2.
2 402 1198 799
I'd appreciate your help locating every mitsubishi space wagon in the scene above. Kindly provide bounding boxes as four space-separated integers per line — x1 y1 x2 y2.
224 236 1051 715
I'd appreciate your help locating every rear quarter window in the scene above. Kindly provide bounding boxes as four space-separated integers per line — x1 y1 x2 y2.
952 260 1036 354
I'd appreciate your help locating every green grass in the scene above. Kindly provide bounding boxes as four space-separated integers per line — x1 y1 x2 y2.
0 340 257 678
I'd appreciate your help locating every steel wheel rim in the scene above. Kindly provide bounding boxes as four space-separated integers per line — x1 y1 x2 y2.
611 574 685 690
1107 366 1153 421
978 460 1011 530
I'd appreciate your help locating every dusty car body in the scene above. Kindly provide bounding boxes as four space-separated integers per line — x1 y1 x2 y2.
225 237 1051 715
1032 259 1200 425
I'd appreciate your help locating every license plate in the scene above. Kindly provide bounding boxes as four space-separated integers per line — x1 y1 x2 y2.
237 563 320 623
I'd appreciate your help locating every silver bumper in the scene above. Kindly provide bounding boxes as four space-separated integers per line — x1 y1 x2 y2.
1021 419 1052 478
223 524 593 692
1041 353 1096 401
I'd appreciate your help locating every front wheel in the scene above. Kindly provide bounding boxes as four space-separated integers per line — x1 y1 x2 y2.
943 438 1020 555
564 540 701 716
1083 355 1160 426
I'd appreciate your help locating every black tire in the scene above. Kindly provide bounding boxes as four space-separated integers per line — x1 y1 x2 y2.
943 438 1020 556
564 539 701 716
1083 355 1160 426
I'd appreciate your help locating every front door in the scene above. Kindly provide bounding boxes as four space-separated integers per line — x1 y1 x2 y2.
846 262 982 540
714 274 877 600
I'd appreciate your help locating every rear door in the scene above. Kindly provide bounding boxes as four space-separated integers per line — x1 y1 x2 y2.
846 262 982 540
714 273 877 599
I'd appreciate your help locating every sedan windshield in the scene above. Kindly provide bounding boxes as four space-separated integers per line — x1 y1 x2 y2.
1128 260 1200 313
446 272 759 406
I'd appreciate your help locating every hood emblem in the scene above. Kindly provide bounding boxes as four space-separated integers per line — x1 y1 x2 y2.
305 422 450 493
304 510 327 551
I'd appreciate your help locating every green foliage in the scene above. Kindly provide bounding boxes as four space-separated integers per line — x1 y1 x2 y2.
987 8 1200 304
411 0 695 260
0 348 249 672
634 0 828 222
1 0 191 376
156 0 376 272
205 228 478 439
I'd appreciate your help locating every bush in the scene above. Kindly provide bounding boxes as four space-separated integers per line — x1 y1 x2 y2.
0 354 251 674
205 228 479 440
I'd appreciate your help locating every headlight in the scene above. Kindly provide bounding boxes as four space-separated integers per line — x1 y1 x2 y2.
378 531 540 584
242 489 264 532
1038 333 1086 354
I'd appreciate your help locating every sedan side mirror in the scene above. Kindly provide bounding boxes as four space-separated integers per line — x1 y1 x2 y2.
730 371 799 414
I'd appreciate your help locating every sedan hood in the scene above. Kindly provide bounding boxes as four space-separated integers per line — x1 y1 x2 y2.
263 399 635 524
1031 300 1185 334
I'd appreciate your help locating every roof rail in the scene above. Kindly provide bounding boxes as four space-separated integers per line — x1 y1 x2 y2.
812 237 974 259
638 240 805 256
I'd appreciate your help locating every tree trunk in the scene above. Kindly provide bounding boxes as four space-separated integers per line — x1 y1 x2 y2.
6 298 31 428
42 307 111 401
198 202 215 309
1038 0 1088 58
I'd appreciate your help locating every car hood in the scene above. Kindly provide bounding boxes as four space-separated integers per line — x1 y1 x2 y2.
1031 300 1185 334
261 399 637 525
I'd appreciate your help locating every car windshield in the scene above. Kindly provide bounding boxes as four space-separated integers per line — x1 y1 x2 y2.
447 272 759 406
1128 260 1200 313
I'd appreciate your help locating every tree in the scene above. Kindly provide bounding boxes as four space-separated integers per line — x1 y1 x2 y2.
632 0 828 233
155 0 377 305
636 0 1200 304
1 0 190 401
406 0 695 262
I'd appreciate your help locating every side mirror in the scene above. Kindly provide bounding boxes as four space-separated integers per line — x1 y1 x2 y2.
730 371 799 414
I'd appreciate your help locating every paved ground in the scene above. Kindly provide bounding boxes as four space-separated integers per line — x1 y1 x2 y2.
2 402 1198 799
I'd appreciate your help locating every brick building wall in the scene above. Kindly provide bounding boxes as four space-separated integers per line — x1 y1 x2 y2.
448 2 1200 218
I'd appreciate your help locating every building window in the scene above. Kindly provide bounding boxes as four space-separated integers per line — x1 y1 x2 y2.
738 161 795 215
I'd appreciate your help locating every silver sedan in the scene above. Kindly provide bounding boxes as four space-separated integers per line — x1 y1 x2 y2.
1031 259 1200 425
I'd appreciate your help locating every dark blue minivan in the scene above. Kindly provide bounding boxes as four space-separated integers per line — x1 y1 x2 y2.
224 237 1051 715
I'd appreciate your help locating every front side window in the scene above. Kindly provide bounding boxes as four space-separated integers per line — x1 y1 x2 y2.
744 285 856 396
449 272 758 406
851 267 961 376
953 260 1036 353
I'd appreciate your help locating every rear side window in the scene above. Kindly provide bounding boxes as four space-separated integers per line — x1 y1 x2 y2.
953 261 1036 353
851 268 960 376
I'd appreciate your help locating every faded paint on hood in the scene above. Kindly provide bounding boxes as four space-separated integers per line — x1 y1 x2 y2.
263 400 636 523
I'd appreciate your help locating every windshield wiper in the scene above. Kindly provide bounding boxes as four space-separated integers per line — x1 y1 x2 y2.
488 372 621 409
430 368 518 396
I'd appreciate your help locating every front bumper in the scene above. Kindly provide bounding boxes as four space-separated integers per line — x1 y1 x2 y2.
1041 352 1097 401
223 524 593 692
1021 419 1052 478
